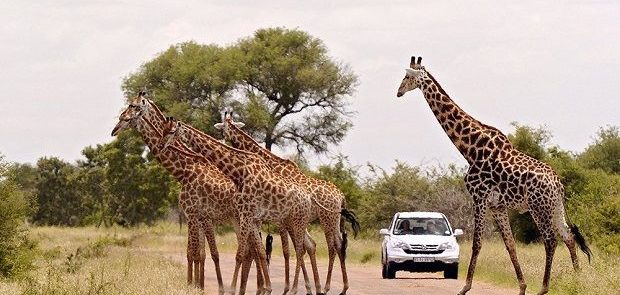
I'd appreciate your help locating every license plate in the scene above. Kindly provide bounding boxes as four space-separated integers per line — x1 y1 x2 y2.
414 257 435 263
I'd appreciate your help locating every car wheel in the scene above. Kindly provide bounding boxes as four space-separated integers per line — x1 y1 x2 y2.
381 263 387 279
443 263 458 279
386 262 396 279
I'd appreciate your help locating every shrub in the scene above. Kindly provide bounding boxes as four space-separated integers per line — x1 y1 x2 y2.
0 155 36 279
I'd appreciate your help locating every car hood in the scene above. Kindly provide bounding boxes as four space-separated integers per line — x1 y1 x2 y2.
390 234 454 245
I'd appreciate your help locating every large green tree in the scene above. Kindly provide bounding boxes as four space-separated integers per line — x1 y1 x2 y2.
233 28 358 154
122 27 357 156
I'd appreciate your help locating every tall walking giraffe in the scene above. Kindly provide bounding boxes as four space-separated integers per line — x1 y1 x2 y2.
111 93 264 294
160 117 316 295
215 112 360 295
396 57 591 295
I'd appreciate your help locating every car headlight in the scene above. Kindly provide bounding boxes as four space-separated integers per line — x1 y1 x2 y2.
391 238 409 250
390 239 409 250
439 241 454 250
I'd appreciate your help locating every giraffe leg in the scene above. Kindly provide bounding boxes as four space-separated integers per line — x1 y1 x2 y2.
280 229 291 295
335 230 349 295
322 229 337 295
198 222 206 289
289 228 310 295
297 255 312 295
458 203 487 295
491 209 526 294
531 211 558 295
255 252 264 295
242 226 271 295
186 217 200 287
304 231 322 295
233 225 252 295
239 250 253 295
554 205 580 271
201 218 224 294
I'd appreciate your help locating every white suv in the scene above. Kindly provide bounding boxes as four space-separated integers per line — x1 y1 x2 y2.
380 212 463 279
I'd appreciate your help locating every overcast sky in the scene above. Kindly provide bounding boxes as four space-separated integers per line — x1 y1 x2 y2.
1 0 618 171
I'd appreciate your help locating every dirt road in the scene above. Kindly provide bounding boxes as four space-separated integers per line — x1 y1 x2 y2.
167 252 525 295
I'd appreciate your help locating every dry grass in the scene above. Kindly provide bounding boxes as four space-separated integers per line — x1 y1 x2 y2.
0 223 202 295
1 223 617 295
459 237 620 295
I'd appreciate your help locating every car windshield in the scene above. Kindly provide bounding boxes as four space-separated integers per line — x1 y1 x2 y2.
392 217 451 236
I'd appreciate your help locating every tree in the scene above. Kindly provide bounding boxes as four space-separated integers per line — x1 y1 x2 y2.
0 154 35 278
233 27 358 154
122 42 240 134
76 145 111 226
32 157 85 225
507 122 551 161
311 156 365 210
122 27 358 156
578 126 620 174
359 162 474 237
99 131 175 226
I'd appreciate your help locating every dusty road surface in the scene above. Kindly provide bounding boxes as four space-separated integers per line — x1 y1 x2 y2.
167 252 526 295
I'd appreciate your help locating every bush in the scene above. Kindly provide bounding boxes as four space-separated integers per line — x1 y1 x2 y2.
0 155 36 279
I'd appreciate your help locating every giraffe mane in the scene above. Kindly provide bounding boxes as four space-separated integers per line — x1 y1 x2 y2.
140 116 207 161
228 121 299 168
179 121 258 156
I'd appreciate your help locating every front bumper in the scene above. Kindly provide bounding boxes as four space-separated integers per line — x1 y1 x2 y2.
386 247 459 269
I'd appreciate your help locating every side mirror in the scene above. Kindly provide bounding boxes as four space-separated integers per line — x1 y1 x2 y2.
379 229 390 236
453 229 463 237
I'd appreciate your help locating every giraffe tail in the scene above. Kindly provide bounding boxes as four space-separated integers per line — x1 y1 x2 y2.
340 208 361 238
569 223 592 263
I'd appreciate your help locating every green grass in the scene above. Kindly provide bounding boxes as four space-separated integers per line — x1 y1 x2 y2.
1 223 617 295
458 237 620 295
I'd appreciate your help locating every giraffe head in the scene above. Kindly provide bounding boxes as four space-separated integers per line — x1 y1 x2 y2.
159 116 185 150
214 111 245 142
396 56 426 97
111 91 149 136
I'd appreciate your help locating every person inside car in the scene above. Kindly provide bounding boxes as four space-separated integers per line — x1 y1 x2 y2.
398 219 412 234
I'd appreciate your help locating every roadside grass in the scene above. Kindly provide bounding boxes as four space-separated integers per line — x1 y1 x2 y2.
459 237 619 295
0 224 201 295
1 223 617 295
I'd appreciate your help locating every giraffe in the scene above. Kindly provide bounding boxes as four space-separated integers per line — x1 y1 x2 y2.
214 112 360 295
111 93 256 294
161 118 318 295
396 56 592 295
159 117 316 295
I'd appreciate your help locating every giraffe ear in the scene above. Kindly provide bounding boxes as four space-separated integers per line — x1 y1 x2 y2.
405 68 421 77
214 123 224 130
233 122 245 128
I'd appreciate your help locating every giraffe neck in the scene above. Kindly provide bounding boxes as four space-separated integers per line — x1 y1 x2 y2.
135 116 200 181
419 71 513 164
226 124 300 176
180 123 251 185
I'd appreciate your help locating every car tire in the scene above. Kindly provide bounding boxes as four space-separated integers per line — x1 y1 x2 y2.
381 263 387 279
386 262 396 279
443 263 458 279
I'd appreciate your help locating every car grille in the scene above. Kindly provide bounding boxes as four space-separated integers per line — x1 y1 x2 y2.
405 244 444 255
